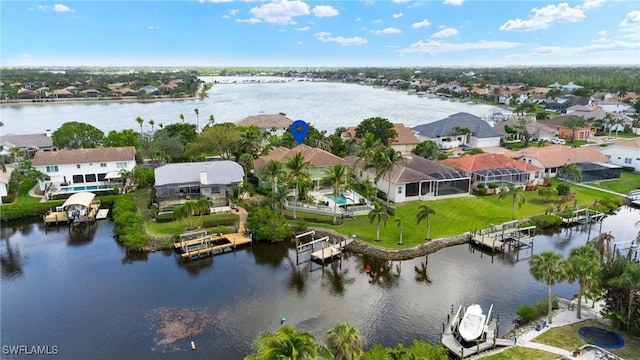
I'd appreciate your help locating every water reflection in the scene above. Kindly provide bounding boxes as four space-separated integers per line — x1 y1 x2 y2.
67 224 97 246
252 241 290 266
361 255 401 288
176 256 214 276
414 256 431 285
285 255 308 294
321 259 356 297
0 239 24 278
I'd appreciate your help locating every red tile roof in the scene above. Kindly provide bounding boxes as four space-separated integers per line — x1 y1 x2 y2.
254 144 346 169
518 145 608 167
441 153 541 172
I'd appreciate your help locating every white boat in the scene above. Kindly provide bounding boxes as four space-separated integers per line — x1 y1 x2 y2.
459 304 486 341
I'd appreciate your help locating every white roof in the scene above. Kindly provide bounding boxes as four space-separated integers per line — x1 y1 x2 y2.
62 192 96 210
154 161 244 187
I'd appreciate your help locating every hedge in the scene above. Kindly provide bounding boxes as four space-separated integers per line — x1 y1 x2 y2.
112 195 147 249
201 213 239 228
1 201 65 222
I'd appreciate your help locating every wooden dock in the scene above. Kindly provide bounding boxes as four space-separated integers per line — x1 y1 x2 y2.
175 230 252 260
44 203 100 226
95 209 109 220
470 221 535 253
310 238 354 262
441 305 513 358
561 207 605 224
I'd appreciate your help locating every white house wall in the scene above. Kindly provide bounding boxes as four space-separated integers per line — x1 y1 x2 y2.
36 160 136 190
600 146 640 172
469 136 501 148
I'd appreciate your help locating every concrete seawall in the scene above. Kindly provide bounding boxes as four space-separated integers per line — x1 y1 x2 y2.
312 228 471 261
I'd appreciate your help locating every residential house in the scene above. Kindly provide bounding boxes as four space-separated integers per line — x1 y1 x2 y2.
348 154 470 203
599 139 640 172
49 89 73 98
236 114 293 137
412 112 501 149
341 123 419 154
517 145 614 180
154 160 244 211
81 89 101 97
17 89 35 99
32 146 136 196
589 100 631 113
0 130 56 158
549 82 584 92
493 117 556 143
440 153 543 187
254 144 346 188
139 85 159 95
543 115 596 140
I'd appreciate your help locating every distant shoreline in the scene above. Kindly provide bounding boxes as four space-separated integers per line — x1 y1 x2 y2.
0 95 204 108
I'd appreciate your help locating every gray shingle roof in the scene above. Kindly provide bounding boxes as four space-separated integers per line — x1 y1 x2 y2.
412 112 500 139
154 161 244 187
1 133 54 149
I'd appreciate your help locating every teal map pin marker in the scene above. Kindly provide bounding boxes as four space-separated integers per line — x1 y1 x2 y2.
291 120 309 145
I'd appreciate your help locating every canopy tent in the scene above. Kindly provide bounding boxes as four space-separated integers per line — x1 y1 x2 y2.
62 192 96 211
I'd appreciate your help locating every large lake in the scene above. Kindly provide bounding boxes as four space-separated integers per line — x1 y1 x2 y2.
0 76 509 135
1 206 638 359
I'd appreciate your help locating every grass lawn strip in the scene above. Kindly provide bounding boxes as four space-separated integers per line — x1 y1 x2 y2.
533 319 640 360
585 171 640 195
479 347 558 360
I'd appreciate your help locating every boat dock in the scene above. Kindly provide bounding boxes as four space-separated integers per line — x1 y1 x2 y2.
175 230 252 260
310 238 354 263
294 230 354 265
441 305 514 358
561 207 605 224
469 221 535 252
44 203 101 226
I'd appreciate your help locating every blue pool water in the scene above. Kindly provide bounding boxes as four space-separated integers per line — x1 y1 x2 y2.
325 193 349 205
59 185 111 193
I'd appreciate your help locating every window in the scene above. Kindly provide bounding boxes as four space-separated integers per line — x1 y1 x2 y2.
625 158 632 164
100 163 107 167
76 164 81 169
45 165 59 172
116 162 127 169
72 175 84 183
97 173 107 181
85 174 96 183
397 186 402 194
605 155 611 159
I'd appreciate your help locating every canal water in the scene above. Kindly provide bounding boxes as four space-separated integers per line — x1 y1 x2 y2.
1 206 638 359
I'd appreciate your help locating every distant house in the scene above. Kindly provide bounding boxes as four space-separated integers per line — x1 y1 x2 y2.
17 88 35 99
32 146 136 196
493 118 556 142
440 153 543 187
549 82 584 92
0 130 56 158
412 112 501 149
517 145 612 178
543 115 596 140
49 89 73 98
348 153 470 203
341 123 419 154
589 101 631 114
81 89 101 97
254 144 346 187
119 88 138 97
236 114 293 137
599 139 640 172
154 160 244 212
139 85 159 95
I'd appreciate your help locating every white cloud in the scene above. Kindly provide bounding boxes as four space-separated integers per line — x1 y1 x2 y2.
400 40 519 56
37 3 74 12
236 18 261 24
295 26 310 31
393 13 403 19
147 25 160 30
580 0 605 10
314 31 367 46
443 0 464 6
431 27 458 38
391 0 410 3
598 30 607 35
591 37 609 43
355 17 361 22
500 3 586 32
250 0 310 25
199 0 233 2
373 19 383 24
312 5 338 18
412 19 431 29
620 10 640 40
371 27 402 35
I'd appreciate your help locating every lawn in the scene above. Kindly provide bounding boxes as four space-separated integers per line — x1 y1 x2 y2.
17 179 42 204
481 347 558 360
313 180 620 249
534 319 640 360
584 171 640 195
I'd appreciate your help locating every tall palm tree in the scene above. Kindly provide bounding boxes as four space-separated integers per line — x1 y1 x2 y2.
324 322 364 360
363 178 377 201
259 159 283 195
321 164 348 225
368 201 389 242
499 183 526 220
285 152 311 220
394 218 404 245
557 163 581 182
207 114 215 128
10 147 21 165
416 204 435 241
270 186 289 214
179 113 185 123
135 116 144 133
529 250 567 324
247 325 318 360
238 130 262 158
355 133 381 167
193 108 200 132
610 261 640 331
566 246 601 319
237 153 254 186
148 119 155 132
369 147 404 204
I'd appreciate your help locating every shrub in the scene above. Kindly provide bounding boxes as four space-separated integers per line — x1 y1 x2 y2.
0 201 65 221
155 212 175 223
556 183 571 196
112 195 147 249
515 304 538 325
534 297 559 315
527 214 562 229
246 207 292 242
488 182 499 189
200 213 239 228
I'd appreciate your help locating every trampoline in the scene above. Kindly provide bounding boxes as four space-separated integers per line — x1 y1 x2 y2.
578 327 625 349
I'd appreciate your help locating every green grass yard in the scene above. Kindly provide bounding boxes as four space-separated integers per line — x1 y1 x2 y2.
313 180 619 249
480 347 558 360
585 171 640 195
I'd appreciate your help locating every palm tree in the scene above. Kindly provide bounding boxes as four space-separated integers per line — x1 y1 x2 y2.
148 119 155 132
394 218 404 245
363 178 377 201
416 204 435 241
270 186 289 214
412 140 440 160
610 118 625 138
369 147 404 204
566 246 601 319
259 159 283 195
159 122 164 129
529 250 567 324
10 147 21 165
321 164 348 225
557 163 581 182
285 152 311 220
562 116 585 142
368 201 388 242
207 114 215 127
179 113 185 123
238 130 262 158
324 322 364 360
355 133 381 167
237 153 254 185
193 108 200 132
135 116 144 133
610 261 640 331
499 183 526 220
247 325 318 360
118 168 134 194
194 197 210 227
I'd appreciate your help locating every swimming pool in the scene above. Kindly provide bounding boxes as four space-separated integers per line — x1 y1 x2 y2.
58 185 112 193
325 193 349 205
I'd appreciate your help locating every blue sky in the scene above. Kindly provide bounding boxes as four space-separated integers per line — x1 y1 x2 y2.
1 0 639 67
